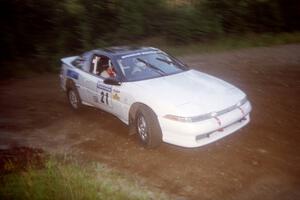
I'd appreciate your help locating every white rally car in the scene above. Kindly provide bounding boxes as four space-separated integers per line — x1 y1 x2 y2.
60 46 251 148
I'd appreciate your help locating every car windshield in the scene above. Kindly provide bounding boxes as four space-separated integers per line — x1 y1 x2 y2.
117 52 188 81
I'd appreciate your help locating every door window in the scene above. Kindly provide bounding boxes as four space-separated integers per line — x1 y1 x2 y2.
91 55 116 79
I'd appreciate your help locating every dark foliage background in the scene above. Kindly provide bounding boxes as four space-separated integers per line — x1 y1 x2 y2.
0 0 299 68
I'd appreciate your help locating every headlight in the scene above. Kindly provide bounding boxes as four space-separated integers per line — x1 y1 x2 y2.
163 113 212 123
163 115 193 122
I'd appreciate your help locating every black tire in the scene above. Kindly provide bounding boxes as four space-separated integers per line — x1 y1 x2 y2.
135 105 162 148
67 85 82 111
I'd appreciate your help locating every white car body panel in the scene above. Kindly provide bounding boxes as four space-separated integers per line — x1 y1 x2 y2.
131 70 245 117
60 53 251 148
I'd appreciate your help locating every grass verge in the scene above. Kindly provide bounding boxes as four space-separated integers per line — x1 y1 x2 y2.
0 156 169 200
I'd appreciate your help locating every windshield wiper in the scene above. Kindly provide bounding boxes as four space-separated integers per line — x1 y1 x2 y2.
137 58 166 76
156 57 187 70
156 57 174 65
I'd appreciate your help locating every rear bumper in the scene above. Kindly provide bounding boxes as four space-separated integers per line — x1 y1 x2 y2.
158 101 252 148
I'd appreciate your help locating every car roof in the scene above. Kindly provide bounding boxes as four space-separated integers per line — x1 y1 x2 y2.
92 46 160 58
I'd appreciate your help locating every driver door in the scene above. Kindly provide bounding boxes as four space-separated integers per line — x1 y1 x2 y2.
88 54 114 113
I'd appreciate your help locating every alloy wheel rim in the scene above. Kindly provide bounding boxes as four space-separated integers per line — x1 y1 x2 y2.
137 114 148 141
69 90 78 109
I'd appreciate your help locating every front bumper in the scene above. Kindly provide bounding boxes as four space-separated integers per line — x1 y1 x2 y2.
158 101 252 148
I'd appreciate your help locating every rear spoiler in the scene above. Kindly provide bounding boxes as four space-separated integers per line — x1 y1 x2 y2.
61 56 78 67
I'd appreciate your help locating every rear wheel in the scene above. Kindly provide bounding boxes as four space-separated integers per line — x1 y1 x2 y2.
136 106 162 148
67 86 82 110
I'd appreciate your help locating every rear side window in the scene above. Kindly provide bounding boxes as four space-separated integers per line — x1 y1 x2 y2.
71 57 84 69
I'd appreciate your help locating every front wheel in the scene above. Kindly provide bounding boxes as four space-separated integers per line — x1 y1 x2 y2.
67 86 82 110
136 106 162 148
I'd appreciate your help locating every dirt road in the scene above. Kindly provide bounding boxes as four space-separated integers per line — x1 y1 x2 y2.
1 44 300 200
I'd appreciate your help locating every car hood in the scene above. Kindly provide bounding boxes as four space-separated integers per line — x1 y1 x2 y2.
133 69 246 116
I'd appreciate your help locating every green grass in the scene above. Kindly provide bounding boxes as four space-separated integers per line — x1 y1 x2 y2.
140 32 300 56
0 158 169 200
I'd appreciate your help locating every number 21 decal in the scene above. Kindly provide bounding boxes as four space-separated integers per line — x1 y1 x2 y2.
97 82 112 107
100 91 109 105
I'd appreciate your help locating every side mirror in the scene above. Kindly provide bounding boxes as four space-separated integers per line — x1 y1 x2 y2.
104 78 121 86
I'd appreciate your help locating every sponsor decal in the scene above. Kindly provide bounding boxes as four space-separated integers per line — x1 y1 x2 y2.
112 93 120 101
66 69 79 80
97 81 112 92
